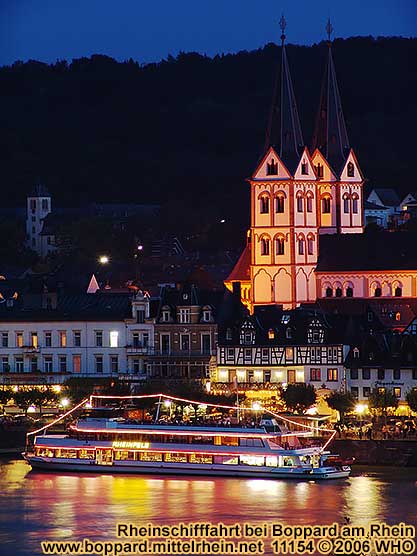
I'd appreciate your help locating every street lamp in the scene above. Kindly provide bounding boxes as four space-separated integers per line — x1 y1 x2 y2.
60 398 70 408
252 401 261 426
99 255 109 264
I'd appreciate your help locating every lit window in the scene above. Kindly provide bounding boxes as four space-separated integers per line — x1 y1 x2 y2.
110 331 119 348
327 368 338 381
315 163 324 178
393 387 401 398
31 332 38 348
16 332 23 347
59 331 67 347
268 329 275 340
310 368 321 381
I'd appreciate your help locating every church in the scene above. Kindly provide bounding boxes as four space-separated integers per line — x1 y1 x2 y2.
225 19 417 311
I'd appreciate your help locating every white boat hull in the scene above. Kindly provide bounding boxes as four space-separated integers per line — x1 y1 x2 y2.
24 455 350 480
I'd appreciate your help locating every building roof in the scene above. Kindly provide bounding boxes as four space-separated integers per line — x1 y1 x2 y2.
226 244 251 282
310 43 350 175
317 232 417 271
364 200 389 211
370 188 400 207
30 183 50 197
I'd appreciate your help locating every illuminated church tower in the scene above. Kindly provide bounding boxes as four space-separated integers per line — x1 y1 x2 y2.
225 19 364 311
310 20 364 235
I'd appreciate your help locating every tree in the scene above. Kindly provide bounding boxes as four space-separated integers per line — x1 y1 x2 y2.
0 387 13 411
31 388 59 415
281 384 316 414
63 377 100 404
326 391 356 422
368 388 398 420
13 389 39 414
406 389 417 413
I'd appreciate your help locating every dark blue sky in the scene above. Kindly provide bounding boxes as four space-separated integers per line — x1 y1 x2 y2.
1 0 416 66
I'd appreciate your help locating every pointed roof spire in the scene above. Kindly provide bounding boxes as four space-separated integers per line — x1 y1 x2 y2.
264 15 304 172
311 19 350 174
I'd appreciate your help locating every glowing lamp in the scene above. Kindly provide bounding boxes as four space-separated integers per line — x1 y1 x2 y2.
27 405 36 414
252 402 261 411
163 399 172 407
99 255 109 264
60 398 70 408
52 385 62 393
355 403 367 414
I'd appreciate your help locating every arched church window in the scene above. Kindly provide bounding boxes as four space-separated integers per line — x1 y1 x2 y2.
275 195 285 213
322 197 331 214
297 195 304 213
275 237 285 255
343 194 350 214
260 195 269 214
374 287 382 297
346 287 353 297
306 193 313 213
260 238 270 256
395 287 402 297
301 160 308 175
266 159 278 175
325 287 333 298
298 238 304 255
335 287 342 298
307 236 314 255
315 163 324 178
352 194 359 214
347 162 355 177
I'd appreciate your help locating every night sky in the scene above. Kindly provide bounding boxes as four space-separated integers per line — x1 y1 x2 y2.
1 0 416 67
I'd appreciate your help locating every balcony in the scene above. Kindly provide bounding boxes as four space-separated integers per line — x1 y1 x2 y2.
21 345 41 354
210 381 282 392
153 350 216 358
126 345 154 355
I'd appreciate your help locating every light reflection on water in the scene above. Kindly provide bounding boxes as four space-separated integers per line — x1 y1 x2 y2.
0 459 416 556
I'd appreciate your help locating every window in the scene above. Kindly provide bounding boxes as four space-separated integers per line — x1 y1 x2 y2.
132 332 140 347
179 308 191 323
160 334 170 354
393 369 401 380
268 329 275 340
261 238 270 256
16 332 23 347
298 239 304 255
143 333 149 347
353 347 359 359
30 199 36 210
73 355 81 373
260 196 269 214
31 332 38 348
110 355 118 373
394 287 402 297
1 332 8 347
352 196 359 214
322 197 331 214
286 327 292 339
335 287 342 298
393 387 401 398
275 237 285 255
1 357 9 372
44 332 52 347
374 287 382 298
343 197 350 213
180 334 190 351
351 386 359 398
377 369 385 380
347 162 355 177
161 310 170 322
307 237 314 255
412 369 417 380
226 328 232 341
362 369 370 380
307 320 324 343
350 369 358 380
363 386 371 398
310 368 321 381
327 368 338 382
266 159 278 175
346 287 353 297
95 331 103 347
95 356 103 373
59 331 67 347
325 287 333 298
73 331 81 347
44 356 53 373
31 357 38 372
15 357 23 372
110 330 119 348
306 195 313 213
42 199 49 210
297 196 303 212
201 334 211 354
203 310 211 322
301 161 308 175
275 196 285 213
137 309 145 323
59 356 67 373
316 163 324 178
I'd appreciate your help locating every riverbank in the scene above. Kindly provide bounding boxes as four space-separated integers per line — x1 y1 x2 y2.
333 439 417 466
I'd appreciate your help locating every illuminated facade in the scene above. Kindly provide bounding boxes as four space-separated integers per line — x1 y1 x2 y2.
225 23 417 311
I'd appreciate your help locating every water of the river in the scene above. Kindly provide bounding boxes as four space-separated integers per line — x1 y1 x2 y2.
0 458 416 556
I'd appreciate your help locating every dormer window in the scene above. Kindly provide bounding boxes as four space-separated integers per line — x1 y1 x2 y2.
301 160 308 175
240 321 255 345
286 327 292 339
226 328 232 341
266 159 278 175
353 347 359 359
202 308 212 322
347 162 355 177
281 314 290 324
315 163 324 178
161 310 170 322
268 329 275 340
307 319 324 344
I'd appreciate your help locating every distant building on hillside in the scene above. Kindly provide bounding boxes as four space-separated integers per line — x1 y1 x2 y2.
365 188 401 228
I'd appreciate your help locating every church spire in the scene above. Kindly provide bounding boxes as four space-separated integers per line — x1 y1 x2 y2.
311 19 350 174
265 15 304 172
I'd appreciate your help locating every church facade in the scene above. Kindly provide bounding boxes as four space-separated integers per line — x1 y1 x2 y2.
225 22 417 311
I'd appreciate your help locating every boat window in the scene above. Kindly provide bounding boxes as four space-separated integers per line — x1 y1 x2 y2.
282 457 294 467
265 456 278 467
139 452 163 462
35 447 54 457
214 436 238 446
164 452 188 463
240 455 265 466
189 454 213 464
191 436 214 445
78 449 95 460
114 451 131 461
214 456 239 465
240 438 264 447
60 449 78 459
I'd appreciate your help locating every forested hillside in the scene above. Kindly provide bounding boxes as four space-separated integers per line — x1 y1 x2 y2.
0 36 416 238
